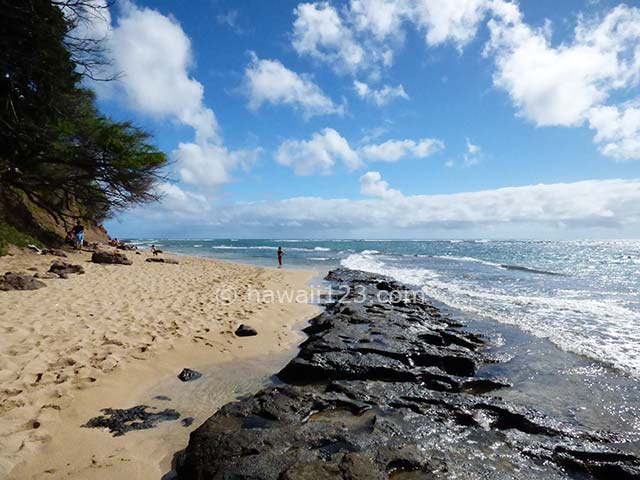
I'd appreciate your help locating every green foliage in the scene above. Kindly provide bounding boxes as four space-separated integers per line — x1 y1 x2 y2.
0 221 43 256
0 0 168 226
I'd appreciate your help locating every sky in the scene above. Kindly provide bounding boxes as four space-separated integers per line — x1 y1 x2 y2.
75 0 640 239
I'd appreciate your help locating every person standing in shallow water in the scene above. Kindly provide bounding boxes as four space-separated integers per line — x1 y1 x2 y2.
277 246 283 268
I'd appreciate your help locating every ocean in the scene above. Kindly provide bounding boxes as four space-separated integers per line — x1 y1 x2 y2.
128 238 640 378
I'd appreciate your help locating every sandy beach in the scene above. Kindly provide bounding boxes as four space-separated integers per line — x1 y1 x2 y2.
0 248 319 479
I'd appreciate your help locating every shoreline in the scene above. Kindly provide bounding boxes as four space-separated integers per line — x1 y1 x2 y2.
178 268 640 479
0 247 320 479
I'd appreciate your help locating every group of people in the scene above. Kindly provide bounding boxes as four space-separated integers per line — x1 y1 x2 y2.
108 237 125 248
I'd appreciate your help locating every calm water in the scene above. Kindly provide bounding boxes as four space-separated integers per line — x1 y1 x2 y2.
129 238 640 378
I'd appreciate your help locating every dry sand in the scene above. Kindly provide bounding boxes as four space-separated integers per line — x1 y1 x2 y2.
0 248 320 479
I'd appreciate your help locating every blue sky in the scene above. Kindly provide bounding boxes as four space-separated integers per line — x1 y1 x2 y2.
81 0 640 239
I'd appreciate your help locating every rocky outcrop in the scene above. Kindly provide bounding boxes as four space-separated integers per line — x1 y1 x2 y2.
177 268 640 480
0 272 46 291
91 250 132 265
48 260 85 277
235 324 258 337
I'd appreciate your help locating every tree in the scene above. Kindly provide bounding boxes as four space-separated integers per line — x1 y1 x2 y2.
0 0 167 225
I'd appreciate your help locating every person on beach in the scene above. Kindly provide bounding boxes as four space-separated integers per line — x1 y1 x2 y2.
151 244 159 256
277 246 283 267
71 219 84 250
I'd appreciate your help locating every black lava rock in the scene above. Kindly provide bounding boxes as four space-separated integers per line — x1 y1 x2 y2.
84 405 180 436
177 268 640 480
178 368 202 382
235 324 258 337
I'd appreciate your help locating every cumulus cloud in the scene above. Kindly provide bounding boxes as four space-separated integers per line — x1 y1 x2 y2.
219 177 640 231
360 171 403 199
174 143 261 188
360 138 443 162
292 2 367 72
108 2 218 142
276 130 443 174
76 1 264 192
409 0 489 49
153 182 210 217
485 3 640 159
353 80 409 105
275 128 361 175
244 53 342 117
290 1 640 161
588 104 640 161
291 0 493 73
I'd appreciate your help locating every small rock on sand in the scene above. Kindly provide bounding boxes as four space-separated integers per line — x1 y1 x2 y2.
234 324 258 337
49 261 85 277
178 368 202 382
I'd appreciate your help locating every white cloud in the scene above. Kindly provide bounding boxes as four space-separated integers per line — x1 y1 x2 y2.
292 2 366 72
360 171 403 199
289 1 640 161
154 182 210 217
360 138 443 162
292 0 494 73
409 0 489 49
107 2 218 142
244 53 342 117
174 143 261 188
77 2 265 192
276 130 444 174
349 0 409 41
463 138 482 166
485 3 640 159
588 104 640 161
219 177 640 231
275 128 361 175
353 80 409 105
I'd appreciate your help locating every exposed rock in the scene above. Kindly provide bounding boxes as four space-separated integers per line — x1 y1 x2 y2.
177 268 640 480
91 250 132 265
34 272 59 279
48 261 85 277
84 405 180 437
178 368 202 382
181 417 194 427
145 257 179 264
27 267 38 272
0 272 46 291
235 324 258 337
